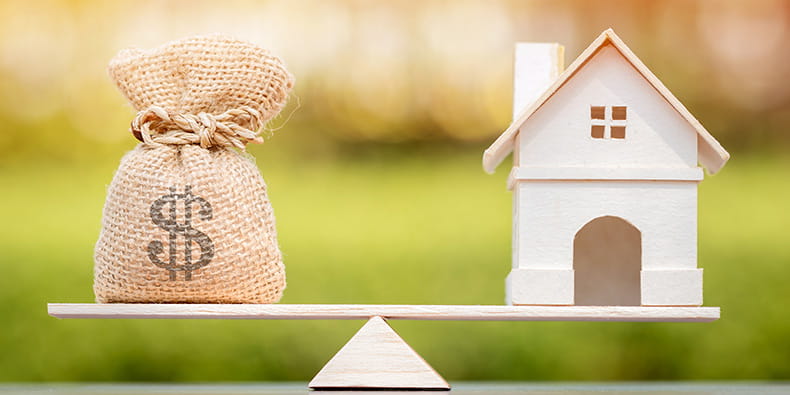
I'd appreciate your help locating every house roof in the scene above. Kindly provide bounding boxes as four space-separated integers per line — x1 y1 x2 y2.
482 28 729 175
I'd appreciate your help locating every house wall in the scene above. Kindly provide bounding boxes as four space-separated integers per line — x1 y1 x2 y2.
516 44 699 171
514 180 697 270
507 179 702 306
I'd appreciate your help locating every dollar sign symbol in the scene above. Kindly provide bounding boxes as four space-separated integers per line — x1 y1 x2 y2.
147 185 214 281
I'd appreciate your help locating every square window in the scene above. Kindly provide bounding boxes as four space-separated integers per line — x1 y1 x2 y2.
591 125 605 139
611 125 626 139
612 106 627 120
590 106 605 120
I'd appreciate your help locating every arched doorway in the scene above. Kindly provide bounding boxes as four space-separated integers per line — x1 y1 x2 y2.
573 216 641 306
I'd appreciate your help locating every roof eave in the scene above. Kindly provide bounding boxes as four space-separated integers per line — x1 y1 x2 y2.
699 135 730 174
482 126 517 174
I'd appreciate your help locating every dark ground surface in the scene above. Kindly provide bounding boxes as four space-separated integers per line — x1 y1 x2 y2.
0 383 788 395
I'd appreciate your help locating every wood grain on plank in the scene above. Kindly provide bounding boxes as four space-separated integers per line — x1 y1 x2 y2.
48 303 719 322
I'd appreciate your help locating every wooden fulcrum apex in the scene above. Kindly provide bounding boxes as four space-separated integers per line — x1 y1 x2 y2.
309 316 449 390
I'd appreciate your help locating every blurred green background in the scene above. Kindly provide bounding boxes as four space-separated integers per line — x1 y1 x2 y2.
1 0 789 382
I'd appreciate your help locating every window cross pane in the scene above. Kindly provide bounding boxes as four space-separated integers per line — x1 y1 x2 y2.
591 125 605 139
590 106 605 120
612 106 627 120
611 125 626 139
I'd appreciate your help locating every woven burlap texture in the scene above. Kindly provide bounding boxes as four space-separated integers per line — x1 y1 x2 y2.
94 35 293 303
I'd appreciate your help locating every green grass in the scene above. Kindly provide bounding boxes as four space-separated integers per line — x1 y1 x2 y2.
0 147 788 381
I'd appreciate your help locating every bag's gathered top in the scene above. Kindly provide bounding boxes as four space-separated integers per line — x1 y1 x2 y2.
109 35 294 149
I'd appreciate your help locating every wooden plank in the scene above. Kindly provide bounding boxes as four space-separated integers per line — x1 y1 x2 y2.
48 304 719 322
309 317 449 390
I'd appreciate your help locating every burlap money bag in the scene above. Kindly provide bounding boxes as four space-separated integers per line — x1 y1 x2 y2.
93 35 293 303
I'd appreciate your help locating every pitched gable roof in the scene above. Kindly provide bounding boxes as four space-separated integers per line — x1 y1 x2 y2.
483 29 729 175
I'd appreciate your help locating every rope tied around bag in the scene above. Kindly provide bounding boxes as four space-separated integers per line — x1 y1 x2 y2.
130 106 265 149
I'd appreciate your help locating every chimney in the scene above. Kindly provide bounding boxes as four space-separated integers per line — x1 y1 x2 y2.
512 43 565 121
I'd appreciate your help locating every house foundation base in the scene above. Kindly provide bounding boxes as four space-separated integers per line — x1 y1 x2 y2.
506 268 704 306
506 268 574 306
641 269 703 306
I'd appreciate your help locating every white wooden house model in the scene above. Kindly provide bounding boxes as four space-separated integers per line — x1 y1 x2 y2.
483 29 729 307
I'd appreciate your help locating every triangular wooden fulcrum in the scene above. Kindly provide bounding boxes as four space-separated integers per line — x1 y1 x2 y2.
309 316 450 390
